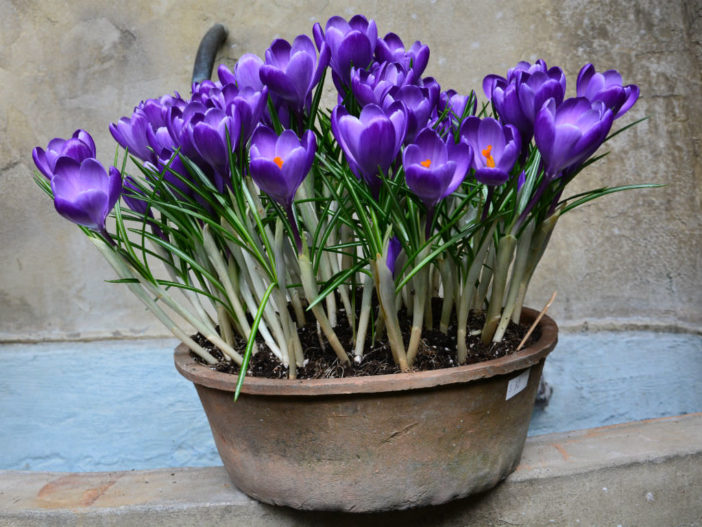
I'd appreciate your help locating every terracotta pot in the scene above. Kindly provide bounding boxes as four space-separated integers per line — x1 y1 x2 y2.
174 308 558 512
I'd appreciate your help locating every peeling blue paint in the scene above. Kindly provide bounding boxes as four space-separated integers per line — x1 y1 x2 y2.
1 332 700 472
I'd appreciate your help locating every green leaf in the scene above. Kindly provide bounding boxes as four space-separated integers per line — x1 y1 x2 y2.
235 281 277 400
560 183 663 214
307 258 369 310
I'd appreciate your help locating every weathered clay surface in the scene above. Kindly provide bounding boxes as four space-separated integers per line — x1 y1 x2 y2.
1 0 700 340
174 309 557 511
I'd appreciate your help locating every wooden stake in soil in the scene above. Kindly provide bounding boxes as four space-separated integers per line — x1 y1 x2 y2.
516 291 557 351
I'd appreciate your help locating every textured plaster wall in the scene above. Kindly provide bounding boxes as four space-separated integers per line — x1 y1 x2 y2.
0 0 700 340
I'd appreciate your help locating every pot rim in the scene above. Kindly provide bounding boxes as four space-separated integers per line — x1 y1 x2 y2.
174 307 558 396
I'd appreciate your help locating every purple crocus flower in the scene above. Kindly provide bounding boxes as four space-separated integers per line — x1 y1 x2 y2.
225 86 269 145
576 63 639 119
459 117 521 186
403 128 472 210
313 15 377 90
260 35 330 111
218 54 265 93
50 157 122 235
351 61 415 107
166 100 209 161
191 79 224 107
383 85 436 144
483 60 565 146
190 79 268 145
32 129 96 180
189 106 242 192
331 102 407 193
534 97 614 178
249 126 316 251
110 94 185 164
435 89 477 132
375 33 430 78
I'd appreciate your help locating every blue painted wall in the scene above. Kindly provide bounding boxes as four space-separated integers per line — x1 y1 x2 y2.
1 332 701 472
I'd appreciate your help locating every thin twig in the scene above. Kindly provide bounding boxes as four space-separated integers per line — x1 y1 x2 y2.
516 290 557 351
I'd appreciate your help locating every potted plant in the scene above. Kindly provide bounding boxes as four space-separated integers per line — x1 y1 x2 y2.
31 14 649 512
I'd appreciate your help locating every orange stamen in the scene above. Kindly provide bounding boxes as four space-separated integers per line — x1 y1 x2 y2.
420 158 431 168
273 156 284 169
481 145 495 168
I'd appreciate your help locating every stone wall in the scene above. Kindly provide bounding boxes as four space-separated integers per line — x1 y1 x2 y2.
1 0 700 340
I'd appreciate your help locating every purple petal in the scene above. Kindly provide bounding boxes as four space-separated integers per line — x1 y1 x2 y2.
250 158 291 204
192 122 227 170
386 236 402 276
285 50 315 103
335 30 373 85
474 167 510 186
444 140 472 196
107 166 123 213
266 39 292 68
234 54 264 91
276 129 303 158
32 147 52 179
250 125 278 158
260 65 299 101
53 190 107 230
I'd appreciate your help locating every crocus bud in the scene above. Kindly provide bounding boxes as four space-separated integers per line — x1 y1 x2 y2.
386 236 402 277
51 158 122 233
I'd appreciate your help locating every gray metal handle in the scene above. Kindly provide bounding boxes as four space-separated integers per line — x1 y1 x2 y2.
192 23 228 84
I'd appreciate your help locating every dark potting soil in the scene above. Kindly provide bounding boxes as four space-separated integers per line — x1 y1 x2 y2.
191 298 539 379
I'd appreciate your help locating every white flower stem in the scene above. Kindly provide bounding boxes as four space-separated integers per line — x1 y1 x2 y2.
481 234 517 344
217 304 235 347
512 211 561 324
472 242 495 312
299 252 350 364
353 271 374 358
90 238 218 365
372 256 408 371
457 226 495 364
438 257 455 334
493 221 535 342
406 248 429 367
201 226 251 336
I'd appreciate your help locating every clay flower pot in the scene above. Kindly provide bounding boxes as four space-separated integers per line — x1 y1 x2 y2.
174 308 558 512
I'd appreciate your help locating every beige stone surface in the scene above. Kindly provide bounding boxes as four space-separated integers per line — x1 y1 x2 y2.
1 0 700 340
2 413 701 525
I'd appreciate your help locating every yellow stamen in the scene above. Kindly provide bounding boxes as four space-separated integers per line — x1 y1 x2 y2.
273 156 284 169
481 145 495 168
420 158 431 168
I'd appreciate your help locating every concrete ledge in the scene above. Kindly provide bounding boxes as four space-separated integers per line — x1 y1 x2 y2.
1 413 700 526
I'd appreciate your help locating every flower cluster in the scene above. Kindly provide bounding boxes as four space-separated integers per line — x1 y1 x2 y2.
33 15 645 383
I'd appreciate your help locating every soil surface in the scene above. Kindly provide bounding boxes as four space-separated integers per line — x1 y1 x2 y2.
192 299 538 379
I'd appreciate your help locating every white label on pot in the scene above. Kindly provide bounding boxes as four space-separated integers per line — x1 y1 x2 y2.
506 368 530 400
